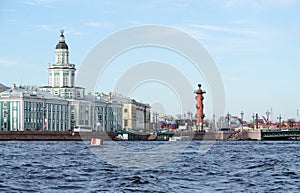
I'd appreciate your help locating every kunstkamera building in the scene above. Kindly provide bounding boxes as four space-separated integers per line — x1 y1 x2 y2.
0 30 150 132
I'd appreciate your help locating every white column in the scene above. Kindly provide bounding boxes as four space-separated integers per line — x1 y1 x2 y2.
68 71 71 87
51 70 55 87
59 71 63 87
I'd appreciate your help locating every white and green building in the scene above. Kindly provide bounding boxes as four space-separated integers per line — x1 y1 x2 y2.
0 87 69 131
0 30 127 132
0 87 123 132
69 95 123 132
42 30 122 131
40 30 123 131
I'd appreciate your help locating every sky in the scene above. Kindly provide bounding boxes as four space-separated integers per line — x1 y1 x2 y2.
1 0 300 122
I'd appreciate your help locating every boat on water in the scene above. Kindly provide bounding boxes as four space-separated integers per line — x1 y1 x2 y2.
74 125 95 132
169 135 190 141
114 134 128 141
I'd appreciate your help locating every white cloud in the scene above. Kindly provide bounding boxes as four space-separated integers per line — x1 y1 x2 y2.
67 31 85 36
173 1 190 8
36 24 57 32
33 24 84 36
223 0 299 9
24 0 62 5
179 22 269 54
0 59 19 67
191 24 231 33
0 9 17 12
190 24 262 37
176 26 209 40
62 28 85 36
84 21 114 28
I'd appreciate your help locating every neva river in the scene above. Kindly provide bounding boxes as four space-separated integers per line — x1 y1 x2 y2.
0 140 299 192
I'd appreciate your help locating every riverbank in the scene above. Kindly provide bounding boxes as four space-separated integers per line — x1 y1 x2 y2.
0 129 263 141
0 131 117 141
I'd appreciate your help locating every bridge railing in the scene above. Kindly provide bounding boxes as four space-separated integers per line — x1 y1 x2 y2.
261 128 300 138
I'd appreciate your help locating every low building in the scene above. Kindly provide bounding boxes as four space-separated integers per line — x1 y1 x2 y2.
107 93 151 132
69 94 123 132
0 86 69 131
0 87 124 132
0 83 9 93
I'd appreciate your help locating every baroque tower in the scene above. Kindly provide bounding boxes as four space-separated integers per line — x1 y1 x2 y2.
49 30 75 88
42 30 84 99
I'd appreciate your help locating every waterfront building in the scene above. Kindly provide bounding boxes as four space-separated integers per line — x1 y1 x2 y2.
106 93 151 132
0 86 68 131
0 83 9 93
41 30 84 100
41 30 123 131
0 30 148 132
123 100 150 131
69 94 123 132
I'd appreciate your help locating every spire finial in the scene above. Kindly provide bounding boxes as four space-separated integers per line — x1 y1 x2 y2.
60 29 64 35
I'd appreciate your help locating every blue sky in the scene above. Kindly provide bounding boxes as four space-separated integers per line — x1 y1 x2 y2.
1 0 300 121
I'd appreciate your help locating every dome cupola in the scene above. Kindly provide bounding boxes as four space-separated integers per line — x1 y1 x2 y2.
55 29 68 49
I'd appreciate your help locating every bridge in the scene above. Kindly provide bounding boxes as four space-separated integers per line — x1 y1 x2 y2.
261 128 300 139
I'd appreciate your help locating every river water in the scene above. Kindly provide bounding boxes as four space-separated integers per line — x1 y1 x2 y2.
0 140 299 192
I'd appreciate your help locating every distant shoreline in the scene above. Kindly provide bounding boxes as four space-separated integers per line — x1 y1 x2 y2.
0 130 265 141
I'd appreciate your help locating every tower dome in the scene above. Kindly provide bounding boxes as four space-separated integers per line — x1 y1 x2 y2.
55 29 68 49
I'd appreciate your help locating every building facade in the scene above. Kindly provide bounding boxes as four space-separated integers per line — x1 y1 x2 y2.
0 87 69 131
122 101 151 131
69 95 123 132
107 93 151 131
42 30 123 132
0 30 150 132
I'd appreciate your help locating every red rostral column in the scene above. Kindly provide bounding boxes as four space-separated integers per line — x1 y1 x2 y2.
194 84 206 131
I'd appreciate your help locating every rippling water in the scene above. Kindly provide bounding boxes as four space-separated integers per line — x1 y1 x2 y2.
0 140 299 192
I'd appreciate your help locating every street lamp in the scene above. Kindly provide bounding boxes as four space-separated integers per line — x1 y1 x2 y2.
240 110 244 129
277 114 282 128
252 113 255 128
226 112 231 128
266 110 270 128
105 102 110 132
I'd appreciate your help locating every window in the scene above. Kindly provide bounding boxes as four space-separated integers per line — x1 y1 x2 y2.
54 74 60 87
98 114 103 121
3 111 7 118
77 91 81 98
66 91 73 99
71 113 75 120
63 73 69 86
124 109 128 113
124 119 128 127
